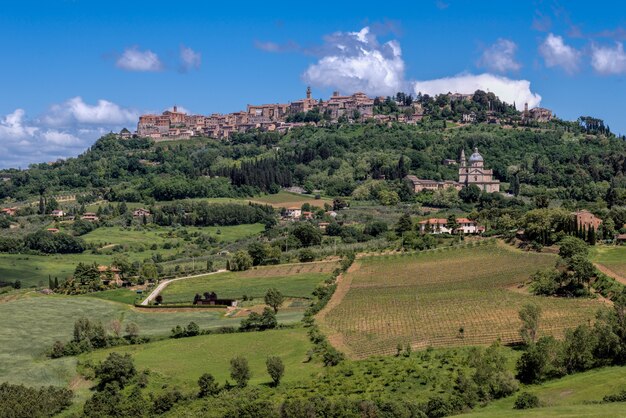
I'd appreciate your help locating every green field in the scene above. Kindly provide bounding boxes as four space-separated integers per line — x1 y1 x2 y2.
463 365 626 417
81 328 318 389
0 224 265 287
81 224 264 247
86 288 143 305
0 293 302 387
0 253 114 287
319 242 607 358
591 245 626 278
161 261 338 304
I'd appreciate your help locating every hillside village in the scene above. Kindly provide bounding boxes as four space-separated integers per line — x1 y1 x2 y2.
130 88 554 141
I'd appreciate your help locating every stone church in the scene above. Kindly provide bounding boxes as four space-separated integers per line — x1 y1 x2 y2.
458 148 500 192
405 147 500 193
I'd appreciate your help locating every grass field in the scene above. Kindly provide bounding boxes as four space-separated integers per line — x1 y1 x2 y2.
81 224 264 247
0 293 302 387
591 245 626 278
81 328 318 390
86 288 143 305
161 261 339 304
0 224 265 287
250 191 331 208
462 365 626 417
319 242 607 358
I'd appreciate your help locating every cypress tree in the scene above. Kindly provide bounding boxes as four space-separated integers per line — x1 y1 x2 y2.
588 226 596 245
54 277 59 289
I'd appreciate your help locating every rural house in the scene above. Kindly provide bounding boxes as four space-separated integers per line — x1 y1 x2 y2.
418 217 483 235
50 209 64 218
572 210 602 231
133 208 151 217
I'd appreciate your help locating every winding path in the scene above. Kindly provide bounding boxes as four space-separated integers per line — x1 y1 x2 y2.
140 269 227 306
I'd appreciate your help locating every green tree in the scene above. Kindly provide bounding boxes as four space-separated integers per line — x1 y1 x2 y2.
264 288 285 313
395 212 413 235
229 356 251 388
96 353 136 388
446 215 460 234
558 236 588 260
519 303 542 345
140 263 158 281
292 222 322 247
197 373 220 397
230 251 253 271
266 356 285 386
459 184 481 203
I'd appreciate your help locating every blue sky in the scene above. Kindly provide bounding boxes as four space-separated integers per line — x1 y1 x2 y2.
1 0 626 168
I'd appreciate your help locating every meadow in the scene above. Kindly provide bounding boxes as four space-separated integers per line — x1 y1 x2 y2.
319 242 607 359
0 223 264 287
81 328 318 389
0 293 301 388
591 245 626 280
160 261 339 304
463 365 626 417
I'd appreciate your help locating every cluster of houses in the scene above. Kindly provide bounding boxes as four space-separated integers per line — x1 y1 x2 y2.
135 89 387 140
131 88 552 141
417 218 485 234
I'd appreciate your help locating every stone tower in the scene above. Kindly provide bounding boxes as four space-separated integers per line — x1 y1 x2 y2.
306 86 311 99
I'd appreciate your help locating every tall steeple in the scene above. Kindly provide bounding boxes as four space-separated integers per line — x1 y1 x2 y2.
460 148 466 166
306 86 311 99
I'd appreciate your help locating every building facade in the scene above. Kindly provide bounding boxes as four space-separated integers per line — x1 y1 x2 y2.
458 148 500 193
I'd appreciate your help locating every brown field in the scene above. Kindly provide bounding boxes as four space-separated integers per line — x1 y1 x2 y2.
237 259 340 278
318 241 608 359
250 191 332 209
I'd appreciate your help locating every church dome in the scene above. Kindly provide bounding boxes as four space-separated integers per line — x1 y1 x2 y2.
469 148 483 163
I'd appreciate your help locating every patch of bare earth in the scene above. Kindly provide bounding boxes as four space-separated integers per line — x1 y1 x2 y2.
69 374 91 391
316 261 360 358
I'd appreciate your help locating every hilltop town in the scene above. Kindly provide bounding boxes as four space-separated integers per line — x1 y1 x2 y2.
130 87 554 141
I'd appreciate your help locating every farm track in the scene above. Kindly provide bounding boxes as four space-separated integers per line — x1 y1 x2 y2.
316 262 360 357
594 263 626 286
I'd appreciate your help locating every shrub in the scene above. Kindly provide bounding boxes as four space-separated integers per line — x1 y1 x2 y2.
197 373 220 398
514 392 540 410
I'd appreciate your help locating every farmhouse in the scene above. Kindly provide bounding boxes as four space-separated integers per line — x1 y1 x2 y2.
284 207 302 219
133 208 151 217
572 210 602 231
418 217 483 234
98 265 122 286
50 209 64 218
193 292 237 307
81 212 99 221
404 176 461 193
617 233 626 245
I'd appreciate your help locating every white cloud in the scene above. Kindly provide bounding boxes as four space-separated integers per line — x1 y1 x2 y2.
116 47 162 72
302 26 406 97
41 130 81 145
591 42 626 74
0 109 38 139
538 33 581 74
41 97 138 127
412 73 542 110
179 45 201 72
478 39 521 73
0 99 138 168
